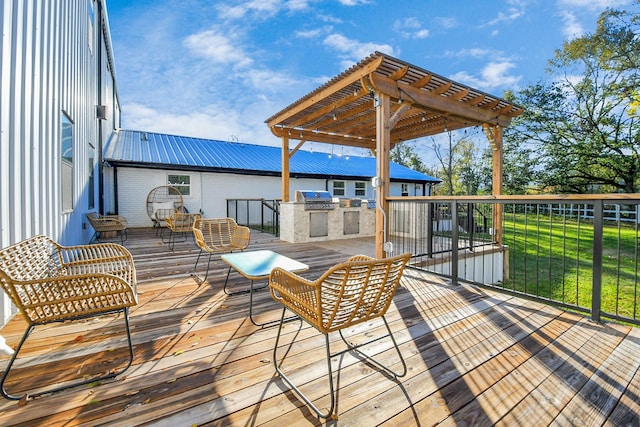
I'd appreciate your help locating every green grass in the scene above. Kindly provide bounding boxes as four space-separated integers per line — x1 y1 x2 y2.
500 212 640 320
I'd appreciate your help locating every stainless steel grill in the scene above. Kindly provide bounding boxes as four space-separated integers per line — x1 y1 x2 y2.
295 190 335 210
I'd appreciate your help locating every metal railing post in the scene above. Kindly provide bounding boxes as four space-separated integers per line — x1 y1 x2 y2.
468 202 474 251
592 199 603 322
451 201 459 285
427 202 433 257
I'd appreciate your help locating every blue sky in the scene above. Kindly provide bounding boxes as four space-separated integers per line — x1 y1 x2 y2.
106 0 631 156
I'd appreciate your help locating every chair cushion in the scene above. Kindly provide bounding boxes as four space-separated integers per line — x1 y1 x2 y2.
151 201 175 220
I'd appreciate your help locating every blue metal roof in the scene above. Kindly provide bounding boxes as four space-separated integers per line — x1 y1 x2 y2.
104 130 441 183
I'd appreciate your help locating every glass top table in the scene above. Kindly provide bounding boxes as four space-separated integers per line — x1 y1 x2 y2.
221 250 309 326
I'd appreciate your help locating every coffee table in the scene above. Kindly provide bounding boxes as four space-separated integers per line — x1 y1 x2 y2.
221 250 309 326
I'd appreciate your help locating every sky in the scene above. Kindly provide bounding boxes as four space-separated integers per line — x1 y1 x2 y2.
105 0 633 158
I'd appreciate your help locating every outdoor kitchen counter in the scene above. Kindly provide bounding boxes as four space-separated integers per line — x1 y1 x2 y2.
279 201 375 243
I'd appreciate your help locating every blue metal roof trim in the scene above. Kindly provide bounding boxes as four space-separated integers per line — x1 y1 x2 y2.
104 130 441 183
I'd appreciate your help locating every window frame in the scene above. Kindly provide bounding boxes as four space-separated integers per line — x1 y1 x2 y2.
61 111 74 212
167 174 191 196
332 180 345 197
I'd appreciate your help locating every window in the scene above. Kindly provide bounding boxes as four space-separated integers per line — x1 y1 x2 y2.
88 143 95 209
401 183 409 196
168 174 191 196
61 112 74 212
87 0 94 53
332 181 345 197
355 181 366 197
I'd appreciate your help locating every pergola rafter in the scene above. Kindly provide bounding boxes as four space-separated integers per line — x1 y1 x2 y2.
266 52 523 257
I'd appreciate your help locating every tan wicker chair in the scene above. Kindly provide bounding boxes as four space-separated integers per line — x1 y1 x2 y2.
165 212 201 250
86 212 128 244
191 217 250 284
269 252 411 420
0 235 138 400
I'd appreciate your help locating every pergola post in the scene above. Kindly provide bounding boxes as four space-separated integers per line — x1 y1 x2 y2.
281 136 290 202
484 124 503 244
375 93 391 258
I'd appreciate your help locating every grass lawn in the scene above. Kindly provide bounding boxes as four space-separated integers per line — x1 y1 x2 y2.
499 211 640 321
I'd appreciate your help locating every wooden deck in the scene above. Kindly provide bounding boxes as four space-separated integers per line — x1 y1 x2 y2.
1 228 639 426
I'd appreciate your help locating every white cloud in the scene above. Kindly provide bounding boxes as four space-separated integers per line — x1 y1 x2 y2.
216 0 312 20
450 61 521 90
393 17 430 39
287 0 312 11
122 103 241 140
558 10 584 39
338 0 371 5
484 0 526 27
217 0 279 19
122 102 280 145
296 27 331 39
183 28 253 69
446 48 499 59
245 69 303 93
433 16 459 29
323 33 395 62
558 0 631 10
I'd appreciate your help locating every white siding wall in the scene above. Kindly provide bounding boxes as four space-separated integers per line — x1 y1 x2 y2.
0 0 119 325
112 167 330 226
109 166 433 227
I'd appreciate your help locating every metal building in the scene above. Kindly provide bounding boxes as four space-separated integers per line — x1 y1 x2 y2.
0 0 120 325
103 130 441 226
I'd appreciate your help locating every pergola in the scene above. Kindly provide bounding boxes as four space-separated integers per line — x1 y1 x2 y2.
266 52 524 258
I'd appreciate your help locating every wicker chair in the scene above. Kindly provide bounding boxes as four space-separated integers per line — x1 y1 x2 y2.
269 252 411 419
0 235 138 400
191 218 250 284
164 212 201 250
145 186 184 232
85 212 128 244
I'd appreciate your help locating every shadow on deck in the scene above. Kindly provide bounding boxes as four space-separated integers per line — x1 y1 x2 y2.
0 227 639 426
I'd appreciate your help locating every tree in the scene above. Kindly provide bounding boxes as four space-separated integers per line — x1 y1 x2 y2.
456 138 486 195
390 141 427 172
431 131 457 195
428 128 490 195
511 3 640 193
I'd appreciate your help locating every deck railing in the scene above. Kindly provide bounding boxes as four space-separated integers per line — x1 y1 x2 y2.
227 198 280 236
388 194 640 326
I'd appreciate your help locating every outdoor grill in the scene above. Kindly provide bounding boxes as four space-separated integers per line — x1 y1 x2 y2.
295 190 335 210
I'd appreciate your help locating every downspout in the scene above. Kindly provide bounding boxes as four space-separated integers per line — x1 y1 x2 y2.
113 165 119 214
96 0 105 214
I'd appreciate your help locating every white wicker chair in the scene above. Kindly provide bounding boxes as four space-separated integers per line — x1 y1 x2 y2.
146 186 184 232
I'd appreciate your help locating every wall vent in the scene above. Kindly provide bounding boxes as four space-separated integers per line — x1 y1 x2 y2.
96 105 107 120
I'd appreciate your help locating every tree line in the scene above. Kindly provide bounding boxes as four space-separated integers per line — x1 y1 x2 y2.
392 2 640 195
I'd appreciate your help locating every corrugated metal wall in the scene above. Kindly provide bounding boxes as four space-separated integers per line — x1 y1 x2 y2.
0 0 120 325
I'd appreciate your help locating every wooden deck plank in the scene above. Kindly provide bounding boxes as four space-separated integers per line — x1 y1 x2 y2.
377 301 570 426
441 313 624 426
606 326 640 426
0 228 639 426
549 321 640 426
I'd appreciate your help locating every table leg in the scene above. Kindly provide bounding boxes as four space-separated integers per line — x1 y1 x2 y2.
249 279 298 327
224 266 268 296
